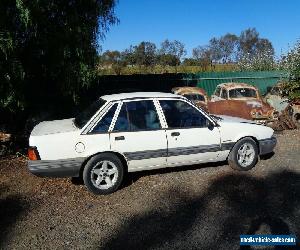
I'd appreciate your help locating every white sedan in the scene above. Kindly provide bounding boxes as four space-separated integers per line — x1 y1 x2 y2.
28 92 276 195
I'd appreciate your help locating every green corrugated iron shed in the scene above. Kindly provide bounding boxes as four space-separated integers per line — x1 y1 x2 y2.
182 71 288 96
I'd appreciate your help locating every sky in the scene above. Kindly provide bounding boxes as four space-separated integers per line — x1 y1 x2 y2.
100 0 300 57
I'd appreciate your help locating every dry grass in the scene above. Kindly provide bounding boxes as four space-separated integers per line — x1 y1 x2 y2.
97 64 238 75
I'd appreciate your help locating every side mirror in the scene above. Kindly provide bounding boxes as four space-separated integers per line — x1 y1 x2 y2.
208 120 215 130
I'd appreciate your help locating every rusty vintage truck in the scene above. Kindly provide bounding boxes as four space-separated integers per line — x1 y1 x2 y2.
208 83 277 124
171 87 209 111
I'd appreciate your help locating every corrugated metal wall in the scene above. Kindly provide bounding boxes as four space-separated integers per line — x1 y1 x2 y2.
182 71 288 96
94 71 288 98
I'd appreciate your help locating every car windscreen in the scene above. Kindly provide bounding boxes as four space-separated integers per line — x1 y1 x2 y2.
74 99 106 129
184 94 205 102
229 88 257 98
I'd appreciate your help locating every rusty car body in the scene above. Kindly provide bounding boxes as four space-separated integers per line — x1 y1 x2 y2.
290 99 300 128
171 87 209 111
208 83 277 124
265 83 300 129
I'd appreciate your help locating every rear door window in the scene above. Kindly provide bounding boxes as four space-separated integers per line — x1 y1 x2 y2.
92 104 117 133
113 100 161 132
74 99 106 129
114 104 130 132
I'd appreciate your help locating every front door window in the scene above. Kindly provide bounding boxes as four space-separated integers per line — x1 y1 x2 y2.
158 99 220 165
159 100 209 128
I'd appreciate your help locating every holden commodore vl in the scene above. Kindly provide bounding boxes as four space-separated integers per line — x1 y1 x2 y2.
28 92 276 195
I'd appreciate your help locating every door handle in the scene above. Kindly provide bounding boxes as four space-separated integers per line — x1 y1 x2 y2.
115 136 125 141
171 132 180 137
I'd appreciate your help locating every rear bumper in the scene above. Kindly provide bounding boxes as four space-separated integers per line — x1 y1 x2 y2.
28 157 85 177
259 136 277 155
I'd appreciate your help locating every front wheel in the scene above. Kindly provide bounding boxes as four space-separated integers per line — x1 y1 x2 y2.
83 153 124 195
228 137 258 171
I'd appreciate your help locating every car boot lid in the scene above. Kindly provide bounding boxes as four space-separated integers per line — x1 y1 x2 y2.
31 118 78 136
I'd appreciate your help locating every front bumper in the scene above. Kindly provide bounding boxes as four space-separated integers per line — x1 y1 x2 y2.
259 136 277 155
253 118 277 125
28 157 85 177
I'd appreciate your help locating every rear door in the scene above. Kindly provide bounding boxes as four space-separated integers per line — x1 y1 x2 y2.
158 99 221 167
110 99 167 172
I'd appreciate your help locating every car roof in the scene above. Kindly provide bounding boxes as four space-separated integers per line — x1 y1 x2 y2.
101 92 182 102
217 82 257 90
172 87 207 96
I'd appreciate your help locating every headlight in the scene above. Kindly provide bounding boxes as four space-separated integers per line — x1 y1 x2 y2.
273 111 279 119
251 111 261 118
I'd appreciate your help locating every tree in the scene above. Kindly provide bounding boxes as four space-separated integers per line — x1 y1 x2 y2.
172 40 187 62
157 54 179 67
192 45 212 70
238 28 260 56
256 38 274 56
237 28 275 70
122 45 136 66
0 0 118 113
159 39 186 65
134 41 157 67
219 33 238 63
207 34 238 63
99 50 126 75
208 37 222 63
237 51 275 71
182 58 199 66
280 40 300 99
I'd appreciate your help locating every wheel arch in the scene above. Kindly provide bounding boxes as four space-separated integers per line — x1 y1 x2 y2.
227 135 260 171
78 151 128 180
228 135 260 159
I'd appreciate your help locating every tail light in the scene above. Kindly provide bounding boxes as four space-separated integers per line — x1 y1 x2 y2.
28 147 40 161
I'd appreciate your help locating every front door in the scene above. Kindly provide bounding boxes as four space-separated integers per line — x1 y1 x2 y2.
158 99 221 167
110 100 167 171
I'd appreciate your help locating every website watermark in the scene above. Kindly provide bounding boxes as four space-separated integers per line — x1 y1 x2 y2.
240 235 296 246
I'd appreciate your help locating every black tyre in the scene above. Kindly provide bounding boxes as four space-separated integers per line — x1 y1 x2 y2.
228 137 258 171
83 153 124 195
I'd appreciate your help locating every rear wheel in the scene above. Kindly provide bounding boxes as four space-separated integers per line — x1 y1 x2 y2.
83 153 124 195
228 137 258 171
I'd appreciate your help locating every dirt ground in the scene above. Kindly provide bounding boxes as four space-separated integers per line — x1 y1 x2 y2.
0 130 299 250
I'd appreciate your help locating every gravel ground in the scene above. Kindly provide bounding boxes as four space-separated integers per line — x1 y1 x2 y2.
0 130 300 250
